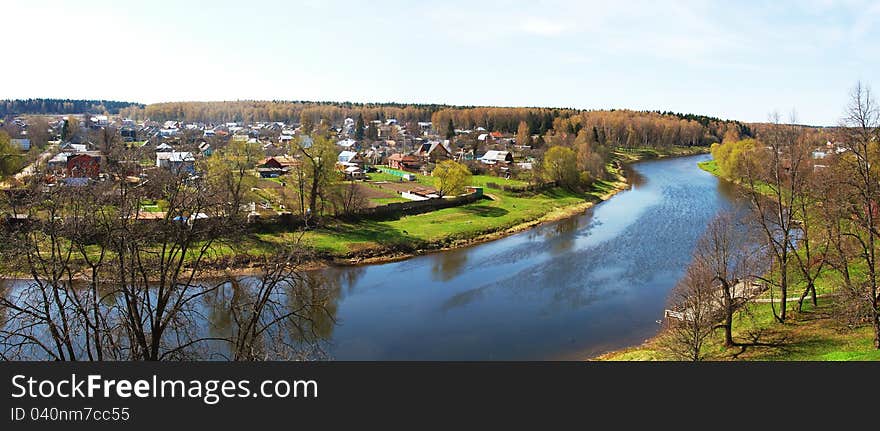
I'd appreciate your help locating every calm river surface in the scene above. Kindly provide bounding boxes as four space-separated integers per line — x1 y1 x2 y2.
320 153 746 359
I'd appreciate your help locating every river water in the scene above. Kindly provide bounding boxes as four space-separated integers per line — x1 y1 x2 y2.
318 153 746 359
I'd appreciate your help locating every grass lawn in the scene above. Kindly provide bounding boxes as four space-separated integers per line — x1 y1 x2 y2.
292 186 594 255
599 298 880 361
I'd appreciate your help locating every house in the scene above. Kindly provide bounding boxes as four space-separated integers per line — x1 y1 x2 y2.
90 115 109 127
387 153 423 171
341 165 365 180
337 151 365 179
364 147 385 165
48 153 72 174
66 153 102 178
61 143 88 153
479 150 514 165
157 151 195 173
337 151 361 164
120 127 137 142
337 139 357 149
401 187 440 201
414 141 452 163
155 143 174 153
60 137 91 153
257 156 299 178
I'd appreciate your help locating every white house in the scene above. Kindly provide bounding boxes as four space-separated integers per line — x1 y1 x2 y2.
338 151 358 163
157 151 195 172
479 150 514 165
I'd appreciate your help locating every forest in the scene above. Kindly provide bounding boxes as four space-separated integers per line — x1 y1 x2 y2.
0 99 143 116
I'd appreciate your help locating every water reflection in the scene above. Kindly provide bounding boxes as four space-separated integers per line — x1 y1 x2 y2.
544 214 583 255
0 279 8 331
286 272 342 342
431 249 469 282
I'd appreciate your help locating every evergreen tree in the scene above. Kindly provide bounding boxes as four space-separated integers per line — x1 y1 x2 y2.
61 119 70 141
446 119 455 140
355 114 365 140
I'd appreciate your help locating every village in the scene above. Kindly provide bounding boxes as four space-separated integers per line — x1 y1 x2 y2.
0 112 541 220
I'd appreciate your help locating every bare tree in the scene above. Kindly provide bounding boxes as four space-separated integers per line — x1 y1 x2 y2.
693 212 760 347
328 180 367 217
833 82 880 348
0 146 332 360
741 113 807 323
661 260 718 361
793 153 831 311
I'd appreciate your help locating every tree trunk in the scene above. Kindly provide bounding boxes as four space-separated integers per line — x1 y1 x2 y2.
874 296 880 349
721 281 734 347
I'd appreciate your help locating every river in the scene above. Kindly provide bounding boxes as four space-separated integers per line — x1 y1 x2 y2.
1 154 747 360
318 153 746 359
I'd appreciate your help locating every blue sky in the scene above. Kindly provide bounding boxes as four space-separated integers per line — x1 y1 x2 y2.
5 0 880 125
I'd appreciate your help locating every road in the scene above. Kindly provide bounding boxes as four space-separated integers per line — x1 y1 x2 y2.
14 147 54 180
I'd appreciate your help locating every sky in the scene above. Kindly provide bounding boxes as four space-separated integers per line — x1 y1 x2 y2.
3 0 880 125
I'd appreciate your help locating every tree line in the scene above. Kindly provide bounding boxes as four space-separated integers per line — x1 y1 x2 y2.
0 99 143 116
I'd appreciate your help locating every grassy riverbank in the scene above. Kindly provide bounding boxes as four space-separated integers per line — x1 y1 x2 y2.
598 280 880 361
598 156 880 361
234 173 627 265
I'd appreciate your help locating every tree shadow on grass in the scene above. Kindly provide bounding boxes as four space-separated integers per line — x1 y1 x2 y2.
539 187 590 201
321 219 425 250
460 205 509 218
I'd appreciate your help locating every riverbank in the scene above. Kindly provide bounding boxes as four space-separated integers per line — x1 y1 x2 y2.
595 156 880 361
595 297 880 360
